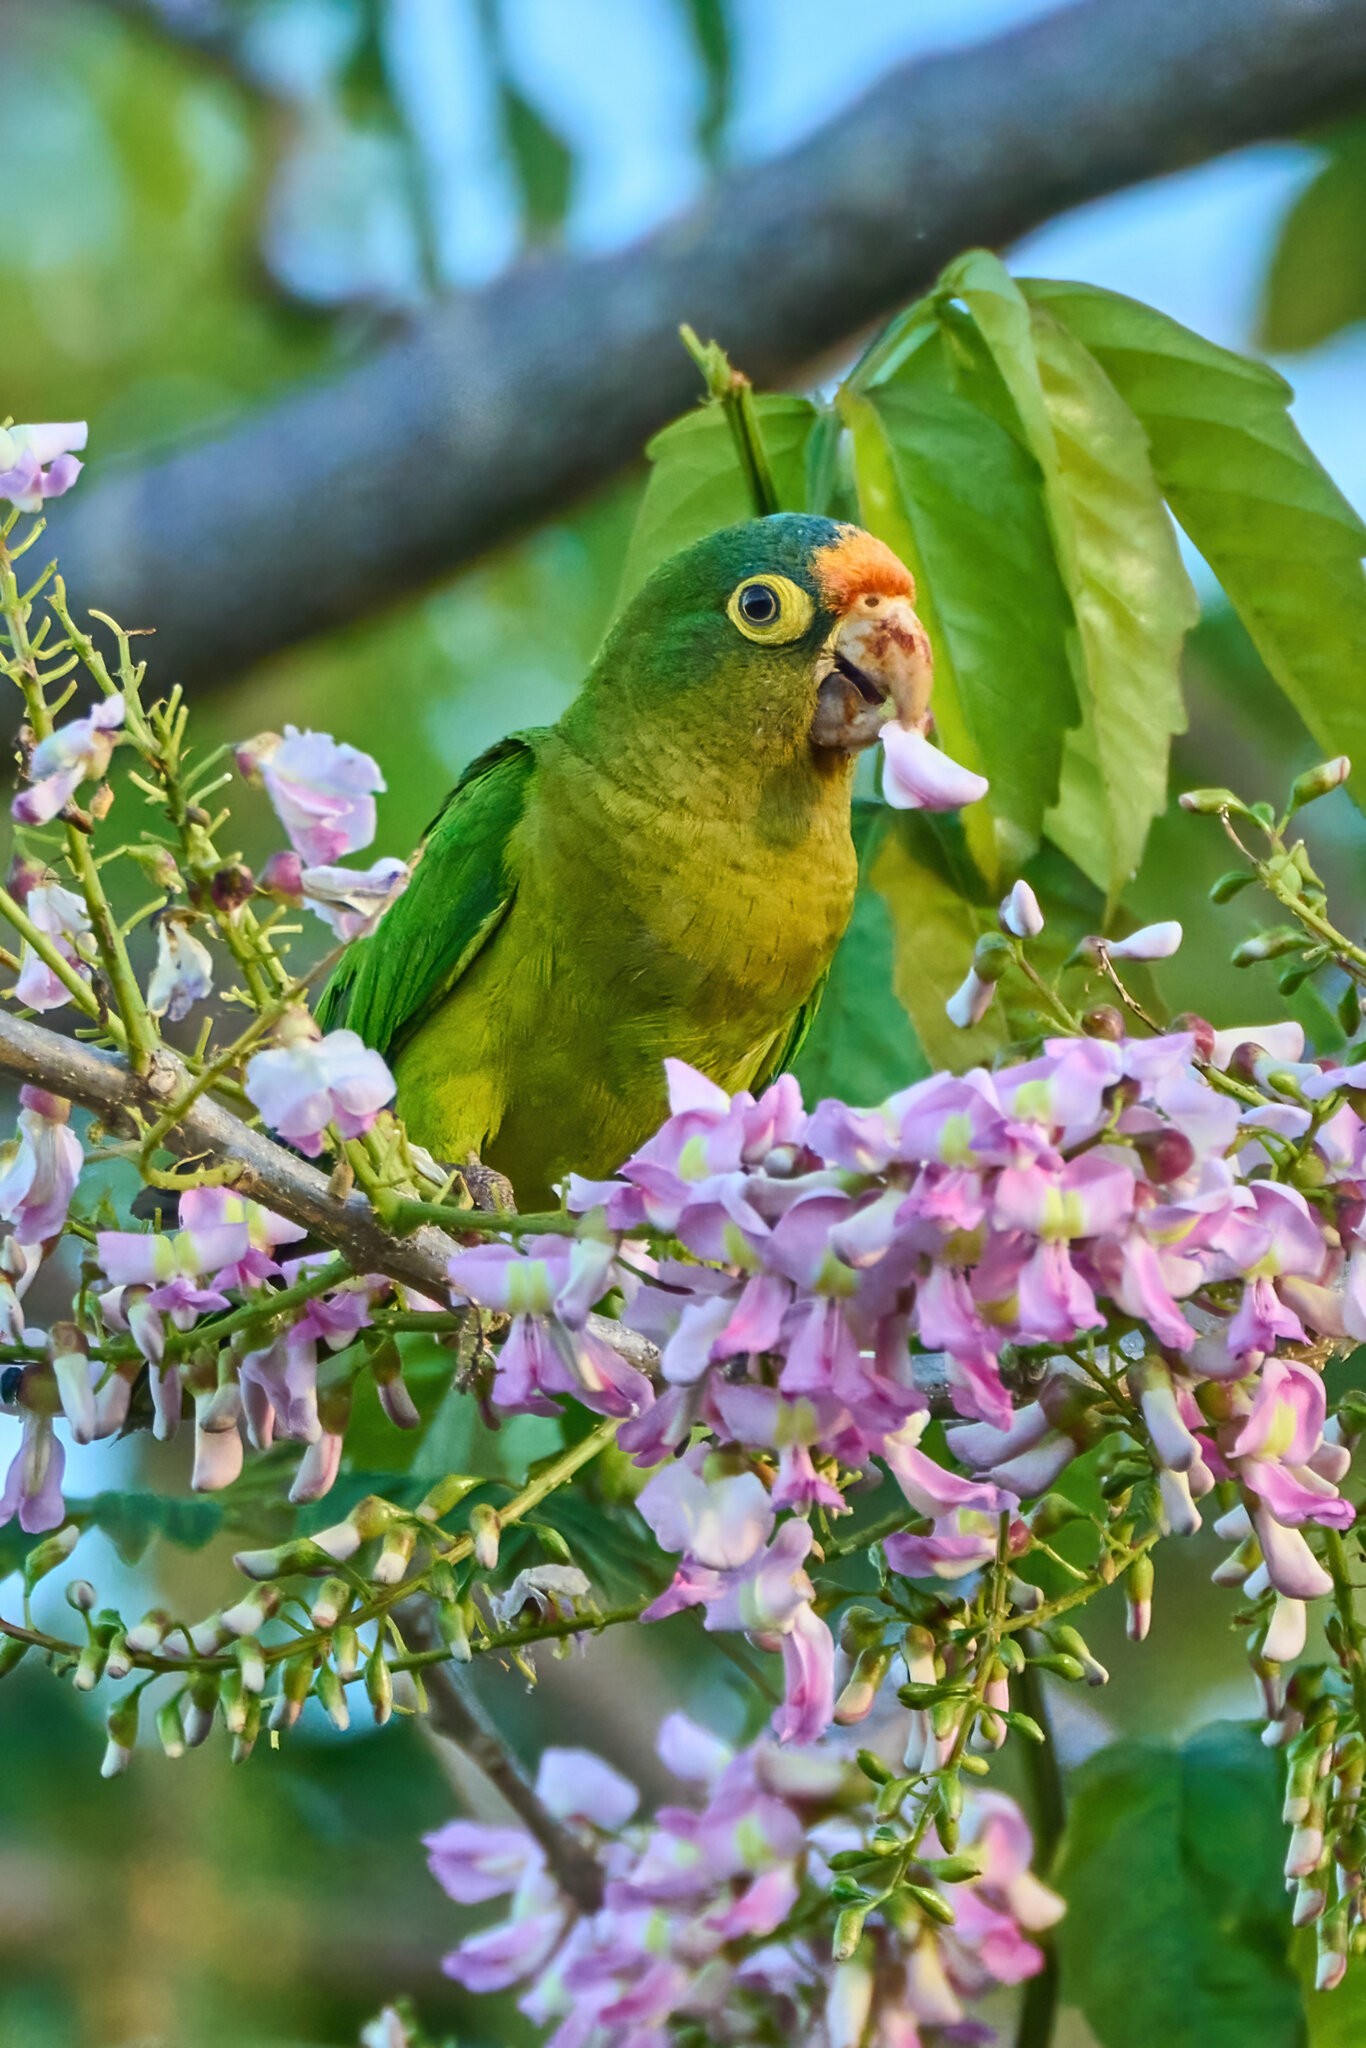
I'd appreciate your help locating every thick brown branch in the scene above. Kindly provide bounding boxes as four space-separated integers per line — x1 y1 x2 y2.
48 0 1366 691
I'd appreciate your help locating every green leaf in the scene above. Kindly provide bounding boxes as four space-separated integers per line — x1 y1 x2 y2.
938 253 1197 902
867 811 1007 1071
1025 278 1366 825
843 318 1078 877
1056 1721 1306 2048
792 804 931 1106
617 394 821 606
498 81 575 240
680 0 734 168
1259 126 1366 354
80 1490 222 1564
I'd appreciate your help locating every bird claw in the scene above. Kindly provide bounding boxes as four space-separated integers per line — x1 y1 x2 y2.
453 1156 516 1214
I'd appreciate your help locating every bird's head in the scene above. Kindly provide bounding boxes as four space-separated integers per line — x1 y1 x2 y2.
589 514 932 773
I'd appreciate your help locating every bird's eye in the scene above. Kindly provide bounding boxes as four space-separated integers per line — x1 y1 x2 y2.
727 574 815 645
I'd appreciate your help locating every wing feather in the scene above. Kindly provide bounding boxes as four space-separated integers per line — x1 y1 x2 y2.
314 733 539 1059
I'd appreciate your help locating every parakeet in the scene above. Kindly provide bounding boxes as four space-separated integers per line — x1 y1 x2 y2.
316 514 931 1206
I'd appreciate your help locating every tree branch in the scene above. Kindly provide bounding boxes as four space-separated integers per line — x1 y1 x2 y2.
404 1601 607 1914
47 0 1366 691
0 1008 653 1374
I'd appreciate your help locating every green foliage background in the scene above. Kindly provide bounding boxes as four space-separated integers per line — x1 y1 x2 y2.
3 6 1366 2048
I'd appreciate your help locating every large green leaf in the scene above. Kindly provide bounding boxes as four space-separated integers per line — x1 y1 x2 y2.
792 805 931 1107
1259 126 1366 354
843 320 1078 878
868 812 1008 1071
1026 278 1366 822
616 394 821 606
1056 1721 1306 2048
938 253 1197 903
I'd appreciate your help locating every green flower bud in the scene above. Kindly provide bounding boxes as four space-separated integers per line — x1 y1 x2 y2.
1289 757 1351 811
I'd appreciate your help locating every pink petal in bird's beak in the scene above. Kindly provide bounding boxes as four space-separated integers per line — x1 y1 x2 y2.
880 723 988 811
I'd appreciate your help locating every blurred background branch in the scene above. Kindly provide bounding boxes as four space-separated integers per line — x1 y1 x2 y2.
45 0 1366 693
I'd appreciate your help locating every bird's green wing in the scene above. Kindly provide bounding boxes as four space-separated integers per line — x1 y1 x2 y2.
314 733 540 1060
751 969 830 1094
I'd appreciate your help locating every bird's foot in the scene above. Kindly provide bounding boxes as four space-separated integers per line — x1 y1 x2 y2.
454 1155 517 1214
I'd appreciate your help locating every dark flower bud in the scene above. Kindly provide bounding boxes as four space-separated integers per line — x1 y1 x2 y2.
210 863 255 915
1131 1126 1195 1184
258 850 304 901
1083 1004 1125 1041
6 854 45 904
1171 1011 1217 1060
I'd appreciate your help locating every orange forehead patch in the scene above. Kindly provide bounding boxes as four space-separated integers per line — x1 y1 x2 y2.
811 526 916 611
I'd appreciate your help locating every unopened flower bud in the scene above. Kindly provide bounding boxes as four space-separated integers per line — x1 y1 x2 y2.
369 1336 420 1431
945 966 995 1030
316 1662 350 1731
1290 756 1351 810
1131 1126 1195 1184
258 850 304 900
832 1903 869 1962
210 863 255 915
310 1578 352 1630
1125 1553 1154 1642
156 1698 187 1760
271 1651 316 1732
1179 786 1243 814
184 1672 219 1748
221 1586 280 1638
24 1524 78 1588
192 1384 244 1493
236 1636 266 1695
1209 868 1254 903
999 880 1044 938
835 1646 894 1725
469 1503 501 1571
334 1624 361 1680
415 1473 481 1524
1171 1010 1217 1060
1082 1004 1125 1041
232 1692 262 1764
1049 1625 1108 1686
65 1579 96 1614
840 1605 886 1657
1107 920 1183 962
101 1691 140 1778
366 1647 394 1726
1231 927 1305 968
372 1524 417 1587
437 1599 472 1662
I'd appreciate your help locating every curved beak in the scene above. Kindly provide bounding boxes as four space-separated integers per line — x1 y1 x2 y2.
810 593 934 754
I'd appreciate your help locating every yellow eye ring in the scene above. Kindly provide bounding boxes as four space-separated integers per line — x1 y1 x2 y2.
726 574 815 645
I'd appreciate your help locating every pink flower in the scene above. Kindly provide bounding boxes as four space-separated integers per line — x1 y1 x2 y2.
637 1445 773 1571
146 917 214 1021
448 1234 649 1419
236 725 384 865
12 697 122 825
880 723 989 810
299 857 409 941
880 1415 1010 1518
885 1506 1023 1581
425 1820 541 1903
0 420 86 513
12 882 91 1011
245 1014 395 1155
0 1087 81 1245
0 1408 65 1532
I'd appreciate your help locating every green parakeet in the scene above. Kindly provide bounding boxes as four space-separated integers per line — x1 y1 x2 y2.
316 514 931 1204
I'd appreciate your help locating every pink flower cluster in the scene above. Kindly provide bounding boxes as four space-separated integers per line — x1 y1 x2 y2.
427 1714 1059 2048
449 1032 1362 1744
